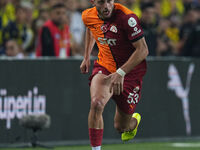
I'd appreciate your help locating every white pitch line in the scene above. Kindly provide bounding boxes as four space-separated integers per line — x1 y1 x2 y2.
170 143 200 148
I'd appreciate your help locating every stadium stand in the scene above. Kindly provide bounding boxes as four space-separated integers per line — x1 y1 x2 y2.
0 0 199 58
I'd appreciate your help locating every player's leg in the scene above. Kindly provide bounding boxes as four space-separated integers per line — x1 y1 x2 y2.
114 106 137 133
113 77 143 141
89 73 112 150
114 106 141 142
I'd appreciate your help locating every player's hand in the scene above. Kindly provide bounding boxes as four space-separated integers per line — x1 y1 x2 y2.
104 72 124 95
80 58 90 74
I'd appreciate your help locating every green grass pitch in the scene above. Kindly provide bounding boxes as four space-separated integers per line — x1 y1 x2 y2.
1 142 200 150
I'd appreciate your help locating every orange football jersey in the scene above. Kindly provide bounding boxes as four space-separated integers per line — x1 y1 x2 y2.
82 3 146 73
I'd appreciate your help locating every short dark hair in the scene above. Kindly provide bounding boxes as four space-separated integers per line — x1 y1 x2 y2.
51 3 66 10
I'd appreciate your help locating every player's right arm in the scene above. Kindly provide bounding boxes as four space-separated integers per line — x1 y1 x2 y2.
80 27 95 74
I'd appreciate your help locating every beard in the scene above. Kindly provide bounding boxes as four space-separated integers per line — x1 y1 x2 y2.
52 20 63 27
97 7 113 20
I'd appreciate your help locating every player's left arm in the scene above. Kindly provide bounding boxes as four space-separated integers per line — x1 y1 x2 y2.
105 37 148 95
105 13 149 95
120 37 149 74
119 13 149 73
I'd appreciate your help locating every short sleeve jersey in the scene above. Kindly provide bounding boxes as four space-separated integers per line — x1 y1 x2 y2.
82 3 146 74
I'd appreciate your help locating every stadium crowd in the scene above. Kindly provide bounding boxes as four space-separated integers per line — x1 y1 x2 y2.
0 0 200 58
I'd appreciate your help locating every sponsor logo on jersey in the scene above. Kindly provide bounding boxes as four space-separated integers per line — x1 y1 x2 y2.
98 37 117 46
110 25 117 33
134 27 138 31
131 27 141 37
101 24 108 33
128 17 137 27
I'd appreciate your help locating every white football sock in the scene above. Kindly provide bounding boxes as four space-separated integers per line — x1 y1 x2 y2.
92 146 101 150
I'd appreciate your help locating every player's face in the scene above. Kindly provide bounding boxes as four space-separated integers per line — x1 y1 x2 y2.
94 0 114 20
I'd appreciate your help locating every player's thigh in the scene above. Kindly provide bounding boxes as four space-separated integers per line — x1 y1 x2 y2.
90 73 113 107
114 106 133 128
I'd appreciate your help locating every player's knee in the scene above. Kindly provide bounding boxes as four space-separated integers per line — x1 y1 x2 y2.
114 122 127 133
90 96 105 112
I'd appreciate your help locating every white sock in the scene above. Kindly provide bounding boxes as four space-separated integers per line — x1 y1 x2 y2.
92 146 101 150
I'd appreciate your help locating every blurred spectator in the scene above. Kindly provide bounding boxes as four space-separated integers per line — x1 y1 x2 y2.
2 4 34 55
178 7 199 53
157 19 175 56
181 6 200 56
131 0 142 18
36 3 71 58
33 1 50 32
65 0 86 57
140 2 158 56
183 0 199 12
0 0 15 26
160 0 184 18
165 17 180 55
21 1 34 27
4 39 24 59
20 1 36 55
31 0 43 20
119 0 143 18
0 0 15 53
154 0 162 17
32 0 50 57
0 0 199 58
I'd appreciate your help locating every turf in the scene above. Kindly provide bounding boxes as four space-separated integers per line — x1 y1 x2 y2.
1 142 200 150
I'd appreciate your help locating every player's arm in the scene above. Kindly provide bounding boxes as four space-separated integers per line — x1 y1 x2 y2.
83 27 96 60
80 27 96 74
120 37 148 74
105 14 148 95
105 38 148 95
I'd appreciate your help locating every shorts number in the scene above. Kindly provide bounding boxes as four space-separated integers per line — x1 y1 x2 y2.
127 92 139 105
